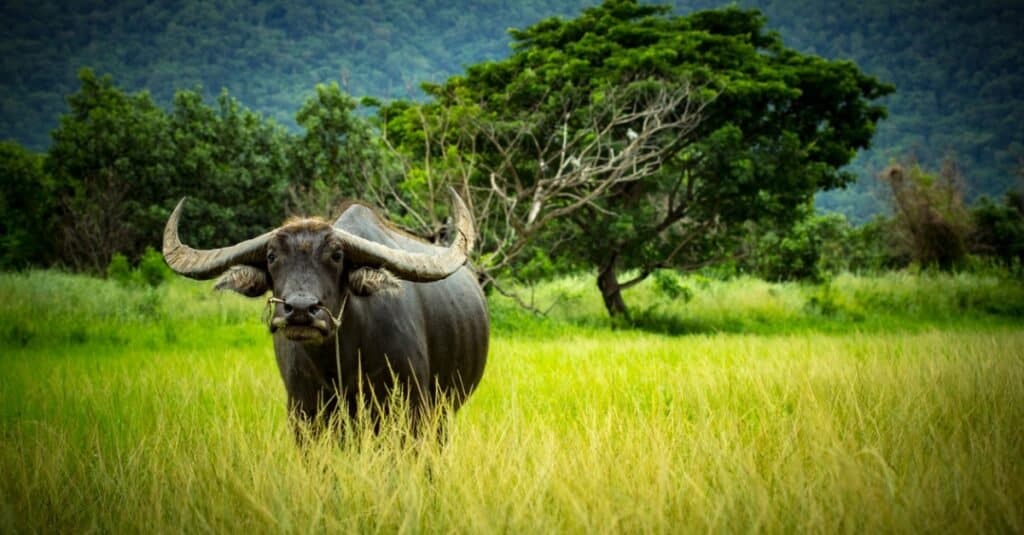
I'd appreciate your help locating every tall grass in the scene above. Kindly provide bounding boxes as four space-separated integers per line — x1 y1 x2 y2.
0 269 260 348
491 269 1024 335
2 270 1023 532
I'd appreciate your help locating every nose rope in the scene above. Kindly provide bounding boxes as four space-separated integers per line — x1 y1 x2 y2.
316 293 349 330
264 297 285 329
266 293 350 397
264 295 349 329
319 293 350 401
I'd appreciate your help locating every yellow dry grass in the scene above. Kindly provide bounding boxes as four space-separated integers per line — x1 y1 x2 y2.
3 327 1022 533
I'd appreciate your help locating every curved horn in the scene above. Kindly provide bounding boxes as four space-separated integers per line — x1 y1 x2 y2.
334 187 476 282
162 198 274 280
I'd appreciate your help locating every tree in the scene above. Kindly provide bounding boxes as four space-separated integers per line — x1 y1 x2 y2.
0 141 55 269
287 83 387 216
740 208 848 282
380 82 706 281
970 191 1024 266
383 1 892 318
165 88 290 248
47 69 172 272
46 69 291 271
879 159 973 269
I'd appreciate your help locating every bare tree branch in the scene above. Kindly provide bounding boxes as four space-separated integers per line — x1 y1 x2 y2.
367 82 711 310
473 84 708 275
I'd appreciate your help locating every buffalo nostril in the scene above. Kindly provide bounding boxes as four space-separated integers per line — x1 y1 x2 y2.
282 293 320 322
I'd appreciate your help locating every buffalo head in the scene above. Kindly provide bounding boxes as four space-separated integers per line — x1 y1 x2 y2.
162 189 476 344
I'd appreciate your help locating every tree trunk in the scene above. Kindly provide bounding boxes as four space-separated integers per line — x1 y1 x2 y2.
597 255 630 320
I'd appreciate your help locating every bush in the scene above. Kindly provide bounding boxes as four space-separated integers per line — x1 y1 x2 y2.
106 253 134 285
843 217 904 272
106 247 171 288
971 192 1024 265
743 211 854 281
137 247 172 288
804 281 865 321
653 270 693 302
0 141 55 269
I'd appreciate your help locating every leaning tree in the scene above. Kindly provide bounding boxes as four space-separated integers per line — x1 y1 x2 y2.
379 0 892 319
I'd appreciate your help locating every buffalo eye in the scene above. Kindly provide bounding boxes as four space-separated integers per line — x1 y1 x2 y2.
330 250 343 263
267 251 277 264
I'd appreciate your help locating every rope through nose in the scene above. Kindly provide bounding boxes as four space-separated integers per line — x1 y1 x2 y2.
319 293 350 399
264 297 285 329
264 295 347 329
316 293 349 330
265 293 350 395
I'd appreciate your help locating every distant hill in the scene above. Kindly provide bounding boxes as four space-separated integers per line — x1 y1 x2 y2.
2 0 1021 220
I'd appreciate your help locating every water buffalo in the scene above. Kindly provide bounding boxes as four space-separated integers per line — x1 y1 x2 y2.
162 190 488 436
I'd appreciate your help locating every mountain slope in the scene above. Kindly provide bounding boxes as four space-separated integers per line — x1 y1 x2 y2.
1 0 1021 219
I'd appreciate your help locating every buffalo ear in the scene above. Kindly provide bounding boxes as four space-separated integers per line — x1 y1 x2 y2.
348 267 402 297
214 265 270 297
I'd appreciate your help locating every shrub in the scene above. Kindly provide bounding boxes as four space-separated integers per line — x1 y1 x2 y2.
971 192 1024 265
653 270 693 302
106 247 171 288
137 247 172 288
106 253 134 285
0 141 55 269
743 211 853 282
804 281 865 321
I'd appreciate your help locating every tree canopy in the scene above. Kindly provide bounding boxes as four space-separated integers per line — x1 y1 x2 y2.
31 69 377 272
381 0 891 318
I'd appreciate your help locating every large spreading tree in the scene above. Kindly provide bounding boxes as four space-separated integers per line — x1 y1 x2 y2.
381 0 892 318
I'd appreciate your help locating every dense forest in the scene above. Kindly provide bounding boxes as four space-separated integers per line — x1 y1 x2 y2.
1 0 1022 220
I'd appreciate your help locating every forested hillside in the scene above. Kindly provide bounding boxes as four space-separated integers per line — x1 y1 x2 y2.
752 0 1024 217
2 0 1022 219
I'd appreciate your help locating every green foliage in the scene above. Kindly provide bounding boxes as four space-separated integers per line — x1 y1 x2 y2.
652 269 693 302
399 0 890 317
164 88 291 248
842 217 903 272
0 68 427 274
44 69 291 270
288 83 387 215
0 0 1021 224
516 249 559 283
0 141 55 268
106 247 174 288
743 212 835 282
138 247 173 288
741 209 902 281
168 88 290 240
46 68 172 271
971 191 1024 265
106 253 134 286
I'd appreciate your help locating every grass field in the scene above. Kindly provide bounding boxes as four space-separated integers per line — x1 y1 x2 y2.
2 270 1023 532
